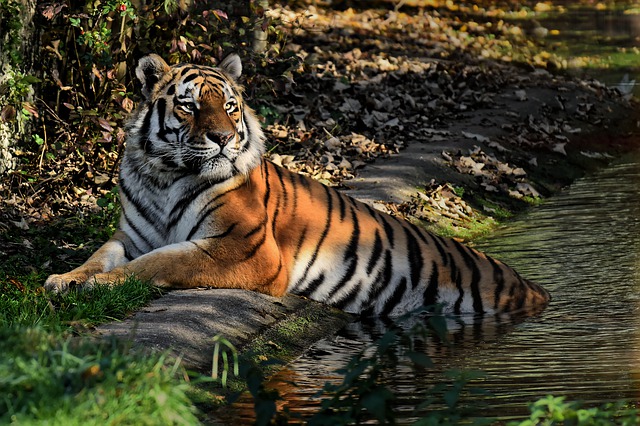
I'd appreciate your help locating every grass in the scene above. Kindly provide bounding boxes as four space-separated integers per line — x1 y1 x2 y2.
0 326 199 425
0 214 201 425
0 277 201 425
2 210 639 425
0 276 160 331
423 216 498 242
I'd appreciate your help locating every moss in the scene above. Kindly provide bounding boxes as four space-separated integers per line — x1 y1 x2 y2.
422 215 498 242
242 302 351 370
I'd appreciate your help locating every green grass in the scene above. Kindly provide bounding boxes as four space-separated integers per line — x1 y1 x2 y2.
0 215 201 425
0 326 199 425
0 276 160 331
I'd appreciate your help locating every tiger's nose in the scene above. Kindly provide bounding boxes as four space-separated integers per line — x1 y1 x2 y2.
205 131 234 147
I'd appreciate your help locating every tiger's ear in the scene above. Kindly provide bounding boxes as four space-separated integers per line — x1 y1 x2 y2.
218 53 242 80
136 54 170 99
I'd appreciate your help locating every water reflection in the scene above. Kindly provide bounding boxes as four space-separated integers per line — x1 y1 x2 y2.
224 154 640 423
537 2 640 94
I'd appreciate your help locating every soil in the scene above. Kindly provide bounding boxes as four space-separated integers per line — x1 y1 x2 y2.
257 5 640 236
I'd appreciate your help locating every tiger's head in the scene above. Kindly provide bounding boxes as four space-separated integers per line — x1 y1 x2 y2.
126 54 264 182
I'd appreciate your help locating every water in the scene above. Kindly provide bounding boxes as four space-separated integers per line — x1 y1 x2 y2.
537 1 640 94
224 154 640 423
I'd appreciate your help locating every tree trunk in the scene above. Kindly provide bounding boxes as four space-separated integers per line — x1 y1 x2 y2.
253 0 269 53
0 0 39 175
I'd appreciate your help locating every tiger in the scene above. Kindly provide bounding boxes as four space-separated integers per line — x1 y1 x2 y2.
44 53 551 317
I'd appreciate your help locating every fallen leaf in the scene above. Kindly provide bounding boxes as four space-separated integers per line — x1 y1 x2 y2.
461 131 490 143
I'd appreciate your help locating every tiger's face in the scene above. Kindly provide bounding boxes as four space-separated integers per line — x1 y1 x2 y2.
127 54 264 182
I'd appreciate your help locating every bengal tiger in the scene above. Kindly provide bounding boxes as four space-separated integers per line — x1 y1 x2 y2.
44 53 551 317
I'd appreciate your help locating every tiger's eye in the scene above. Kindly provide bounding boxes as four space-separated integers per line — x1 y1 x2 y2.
224 99 237 113
178 103 196 114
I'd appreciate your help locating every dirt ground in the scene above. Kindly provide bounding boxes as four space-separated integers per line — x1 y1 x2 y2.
255 5 640 238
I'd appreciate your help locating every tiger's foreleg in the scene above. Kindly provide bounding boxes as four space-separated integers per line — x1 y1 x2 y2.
82 239 289 296
44 231 130 293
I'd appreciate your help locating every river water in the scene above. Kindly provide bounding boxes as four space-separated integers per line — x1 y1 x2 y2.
225 154 640 423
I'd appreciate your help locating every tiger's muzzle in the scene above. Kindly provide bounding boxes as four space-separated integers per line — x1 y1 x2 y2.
205 131 235 148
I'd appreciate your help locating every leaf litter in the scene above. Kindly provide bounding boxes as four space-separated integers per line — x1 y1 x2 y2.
1 1 638 247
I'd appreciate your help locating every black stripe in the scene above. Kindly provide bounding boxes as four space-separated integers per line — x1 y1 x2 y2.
291 226 308 265
139 106 154 153
190 240 215 260
297 273 325 298
182 72 199 84
240 224 267 262
338 192 347 221
363 203 377 217
452 241 483 313
431 235 450 267
271 199 280 238
155 98 168 139
273 164 288 210
287 167 299 216
381 277 408 317
186 203 224 240
244 216 268 239
332 281 361 310
488 256 505 310
293 185 334 290
512 277 528 311
297 172 311 191
263 161 272 207
260 257 284 288
120 182 166 238
167 181 215 229
122 210 155 250
270 165 285 237
451 252 464 314
379 214 395 249
403 226 424 289
362 250 393 313
423 261 439 308
366 230 383 275
321 207 360 303
408 221 430 245
116 235 137 261
204 223 237 240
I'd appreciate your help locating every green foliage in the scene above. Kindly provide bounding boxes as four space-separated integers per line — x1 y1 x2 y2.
308 330 399 425
511 395 640 426
0 247 191 425
0 326 199 425
0 0 24 65
211 335 240 387
4 0 300 218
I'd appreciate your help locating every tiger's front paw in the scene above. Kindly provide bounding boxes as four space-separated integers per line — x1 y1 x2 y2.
81 271 128 290
44 273 89 294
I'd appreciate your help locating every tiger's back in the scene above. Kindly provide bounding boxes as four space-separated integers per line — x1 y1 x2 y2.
44 53 550 318
251 160 549 316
